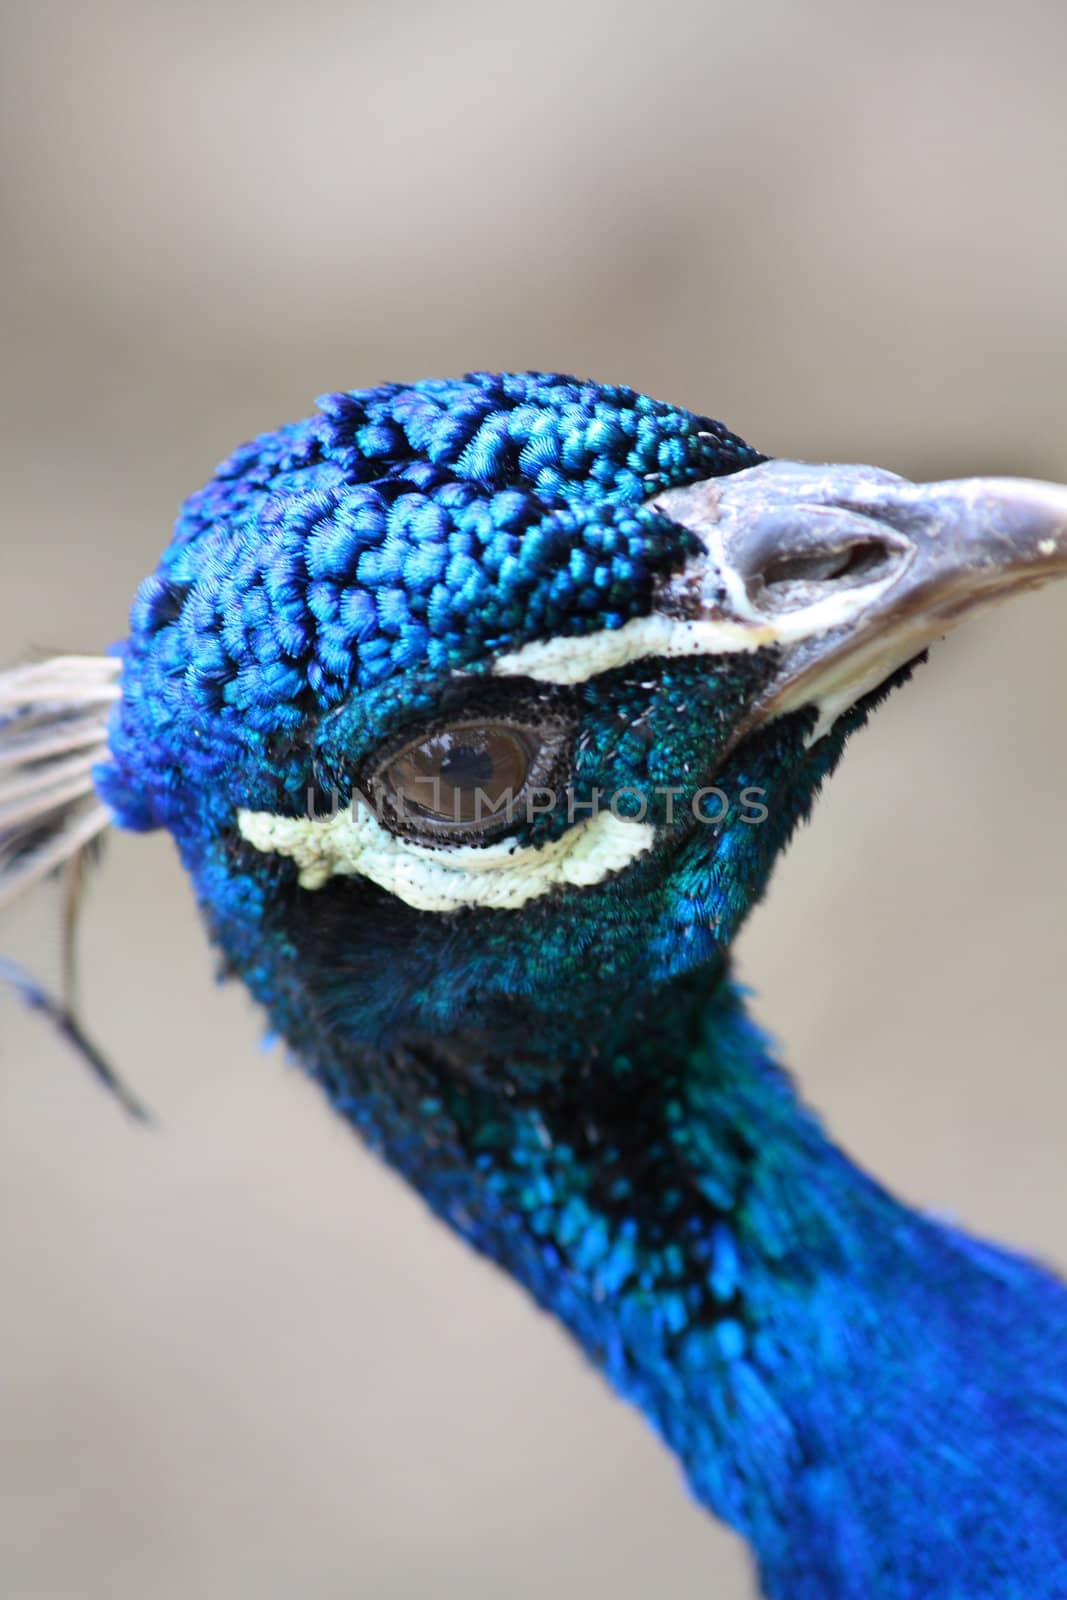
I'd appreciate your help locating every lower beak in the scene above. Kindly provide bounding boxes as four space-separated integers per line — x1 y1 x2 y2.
653 461 1067 739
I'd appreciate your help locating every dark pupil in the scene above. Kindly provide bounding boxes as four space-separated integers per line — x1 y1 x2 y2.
386 726 531 824
440 743 494 790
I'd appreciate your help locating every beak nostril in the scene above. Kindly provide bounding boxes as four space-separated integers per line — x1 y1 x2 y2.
761 538 894 591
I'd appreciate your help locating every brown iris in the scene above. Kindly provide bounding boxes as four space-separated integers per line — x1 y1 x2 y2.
378 723 536 832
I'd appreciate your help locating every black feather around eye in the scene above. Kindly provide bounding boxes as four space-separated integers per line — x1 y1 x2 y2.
368 715 574 845
328 680 579 848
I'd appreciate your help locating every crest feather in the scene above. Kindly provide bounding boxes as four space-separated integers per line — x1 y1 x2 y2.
0 654 148 1119
0 656 117 909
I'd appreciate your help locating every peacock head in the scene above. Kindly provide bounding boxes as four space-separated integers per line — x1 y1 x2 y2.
16 372 1067 1067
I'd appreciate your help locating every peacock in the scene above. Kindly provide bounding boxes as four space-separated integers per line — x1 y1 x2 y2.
4 371 1067 1598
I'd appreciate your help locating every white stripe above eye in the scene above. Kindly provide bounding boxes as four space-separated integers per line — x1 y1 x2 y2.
237 803 654 912
491 613 773 685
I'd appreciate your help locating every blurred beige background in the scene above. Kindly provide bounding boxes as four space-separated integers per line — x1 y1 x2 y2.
1 2 1065 1596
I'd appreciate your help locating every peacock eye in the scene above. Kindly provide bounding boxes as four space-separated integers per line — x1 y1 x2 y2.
369 719 564 844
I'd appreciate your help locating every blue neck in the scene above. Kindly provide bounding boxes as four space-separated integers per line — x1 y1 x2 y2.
204 862 1067 1597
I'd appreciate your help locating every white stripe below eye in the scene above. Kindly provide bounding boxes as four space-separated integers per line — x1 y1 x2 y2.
237 804 654 912
491 613 773 685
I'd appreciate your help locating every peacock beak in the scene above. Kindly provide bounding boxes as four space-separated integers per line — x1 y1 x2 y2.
653 461 1067 739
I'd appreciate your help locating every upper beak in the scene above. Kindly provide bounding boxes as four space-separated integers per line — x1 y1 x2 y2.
653 460 1067 739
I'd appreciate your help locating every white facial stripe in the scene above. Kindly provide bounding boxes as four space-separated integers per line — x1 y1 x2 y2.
492 516 907 689
492 612 773 685
492 505 912 755
237 803 654 912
